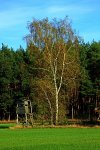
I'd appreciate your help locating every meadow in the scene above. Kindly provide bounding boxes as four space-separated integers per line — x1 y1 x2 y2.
0 125 100 150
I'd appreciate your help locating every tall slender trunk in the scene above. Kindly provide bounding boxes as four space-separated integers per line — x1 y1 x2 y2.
72 105 74 119
8 112 10 121
16 113 19 124
43 91 53 125
55 91 59 125
88 97 91 121
47 100 53 125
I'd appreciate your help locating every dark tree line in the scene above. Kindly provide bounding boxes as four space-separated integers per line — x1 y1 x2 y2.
0 17 100 124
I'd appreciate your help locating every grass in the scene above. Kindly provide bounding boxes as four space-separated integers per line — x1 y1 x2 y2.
0 126 100 150
0 123 15 129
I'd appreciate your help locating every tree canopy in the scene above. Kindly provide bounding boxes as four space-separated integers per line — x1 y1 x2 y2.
0 17 100 124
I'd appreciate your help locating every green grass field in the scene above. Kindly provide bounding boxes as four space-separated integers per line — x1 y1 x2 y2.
0 125 100 150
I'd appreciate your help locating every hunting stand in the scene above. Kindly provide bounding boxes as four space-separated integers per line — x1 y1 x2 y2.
16 99 33 126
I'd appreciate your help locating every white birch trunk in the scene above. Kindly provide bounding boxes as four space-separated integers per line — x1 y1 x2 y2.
55 91 59 125
44 91 53 125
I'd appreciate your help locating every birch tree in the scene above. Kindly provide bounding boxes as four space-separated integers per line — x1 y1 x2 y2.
25 17 80 125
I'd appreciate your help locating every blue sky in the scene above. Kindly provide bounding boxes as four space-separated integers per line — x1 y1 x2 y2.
0 0 100 50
